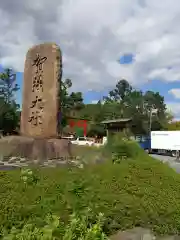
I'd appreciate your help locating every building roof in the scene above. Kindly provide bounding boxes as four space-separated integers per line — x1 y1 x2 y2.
101 118 132 124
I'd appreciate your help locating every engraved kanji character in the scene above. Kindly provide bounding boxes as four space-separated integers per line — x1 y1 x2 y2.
32 74 43 92
28 110 43 126
32 53 47 73
30 96 44 109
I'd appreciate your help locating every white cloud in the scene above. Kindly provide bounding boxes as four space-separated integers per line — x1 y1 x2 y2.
1 0 180 91
168 89 180 99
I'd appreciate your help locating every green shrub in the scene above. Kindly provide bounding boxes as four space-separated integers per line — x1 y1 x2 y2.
72 145 105 163
1 149 180 236
20 168 39 185
105 133 145 163
2 210 108 239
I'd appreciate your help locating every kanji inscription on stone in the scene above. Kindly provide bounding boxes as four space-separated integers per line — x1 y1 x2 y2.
28 96 44 126
20 43 62 138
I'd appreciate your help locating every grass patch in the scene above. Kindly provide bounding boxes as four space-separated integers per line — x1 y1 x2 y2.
1 135 180 237
72 144 104 158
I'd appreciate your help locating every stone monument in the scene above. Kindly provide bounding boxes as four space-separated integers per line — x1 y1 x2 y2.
0 43 71 163
21 43 61 138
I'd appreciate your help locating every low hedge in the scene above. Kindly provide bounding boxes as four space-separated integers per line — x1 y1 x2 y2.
0 154 180 236
1 134 180 237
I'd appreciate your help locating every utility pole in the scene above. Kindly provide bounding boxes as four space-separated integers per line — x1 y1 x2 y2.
149 108 158 134
149 109 152 135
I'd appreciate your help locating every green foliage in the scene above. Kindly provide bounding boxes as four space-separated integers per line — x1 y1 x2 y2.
0 99 20 134
2 214 60 240
79 103 105 122
72 145 105 163
63 211 108 240
1 209 108 239
0 68 19 104
0 71 170 136
59 78 73 129
102 79 168 134
87 124 106 137
104 79 132 102
21 168 39 185
165 121 180 130
105 133 144 163
58 78 84 135
1 149 180 236
60 78 169 136
68 92 84 112
60 78 84 120
0 68 20 135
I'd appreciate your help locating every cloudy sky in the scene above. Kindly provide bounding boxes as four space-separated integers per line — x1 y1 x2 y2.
1 0 180 119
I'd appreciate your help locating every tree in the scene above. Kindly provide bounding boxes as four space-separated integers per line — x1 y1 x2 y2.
165 120 180 131
0 68 19 104
103 79 133 118
123 90 148 134
0 99 20 135
143 91 167 132
143 91 166 117
102 102 121 120
165 110 174 123
79 102 104 122
59 78 84 133
0 68 20 135
60 78 72 112
68 91 84 116
102 79 168 135
59 77 169 137
87 123 106 137
104 79 132 103
60 78 84 116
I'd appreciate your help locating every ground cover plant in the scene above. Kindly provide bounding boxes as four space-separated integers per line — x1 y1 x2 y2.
1 134 180 238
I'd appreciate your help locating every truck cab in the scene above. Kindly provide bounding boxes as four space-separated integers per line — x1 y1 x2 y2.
135 135 151 152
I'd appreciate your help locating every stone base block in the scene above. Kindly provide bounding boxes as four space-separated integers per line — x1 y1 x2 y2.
0 136 71 161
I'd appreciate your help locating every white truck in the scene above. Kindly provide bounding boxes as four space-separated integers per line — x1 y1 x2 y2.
71 137 94 146
150 131 180 157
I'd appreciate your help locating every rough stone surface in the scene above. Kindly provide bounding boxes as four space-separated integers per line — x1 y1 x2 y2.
0 155 80 169
110 228 154 240
0 136 71 161
21 43 62 138
110 228 180 240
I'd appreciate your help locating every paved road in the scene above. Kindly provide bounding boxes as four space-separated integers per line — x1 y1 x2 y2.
150 154 180 173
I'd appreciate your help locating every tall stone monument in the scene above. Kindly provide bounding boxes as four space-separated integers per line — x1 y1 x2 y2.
21 43 61 138
0 43 71 162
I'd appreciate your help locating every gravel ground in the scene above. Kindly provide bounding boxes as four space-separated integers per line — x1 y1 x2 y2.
0 165 20 171
150 154 180 173
0 154 179 173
